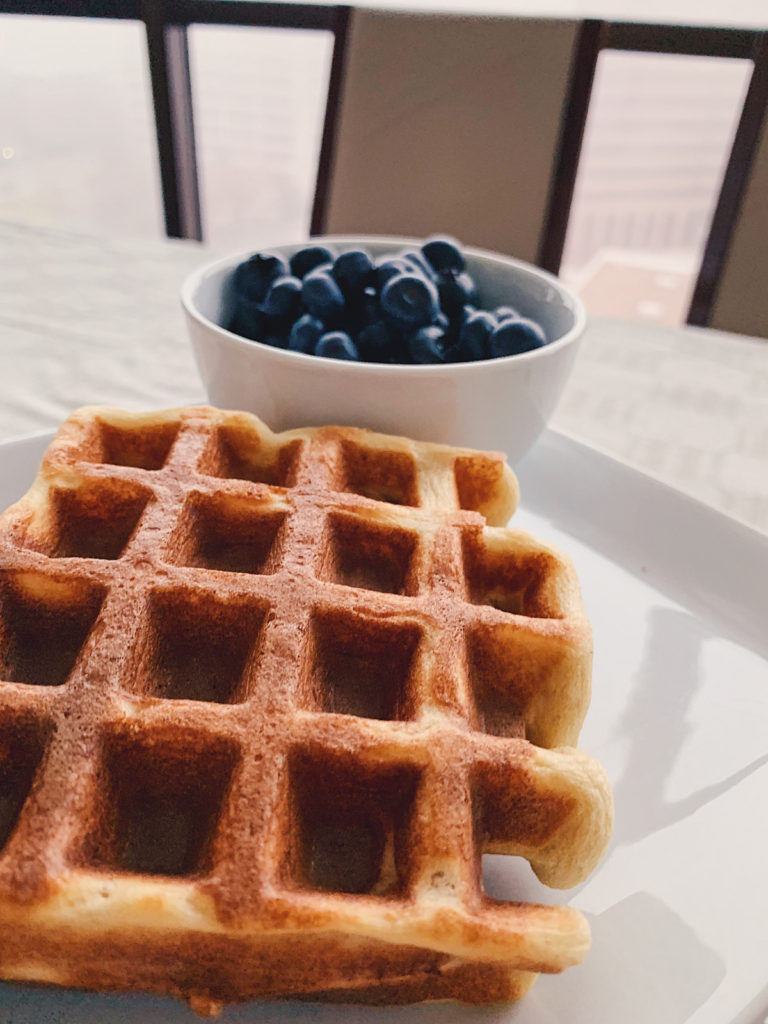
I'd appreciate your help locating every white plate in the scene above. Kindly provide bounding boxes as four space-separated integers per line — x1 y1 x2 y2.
1 429 767 1024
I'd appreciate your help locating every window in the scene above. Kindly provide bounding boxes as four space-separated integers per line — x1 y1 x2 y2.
560 50 753 325
0 15 162 237
188 24 333 248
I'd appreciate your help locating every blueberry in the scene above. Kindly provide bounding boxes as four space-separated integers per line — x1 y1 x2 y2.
401 249 438 282
421 236 465 274
381 273 439 329
495 305 521 322
387 332 413 364
357 319 394 362
302 268 345 322
289 245 336 279
458 310 495 361
375 257 412 290
228 297 265 341
345 285 382 337
438 310 464 356
361 285 381 324
315 331 359 360
232 252 288 304
288 313 324 354
408 324 450 363
438 270 478 314
489 317 547 357
332 249 375 296
230 238 545 366
261 275 303 320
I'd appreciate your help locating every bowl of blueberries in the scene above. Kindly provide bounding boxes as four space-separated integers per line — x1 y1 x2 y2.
181 235 586 460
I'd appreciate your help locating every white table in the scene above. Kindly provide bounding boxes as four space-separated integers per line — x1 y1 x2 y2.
1 217 768 1024
2 218 766 533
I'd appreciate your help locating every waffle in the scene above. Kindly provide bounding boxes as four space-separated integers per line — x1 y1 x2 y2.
0 405 612 1013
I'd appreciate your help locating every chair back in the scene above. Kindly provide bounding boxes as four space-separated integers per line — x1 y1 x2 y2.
316 9 581 264
707 118 768 337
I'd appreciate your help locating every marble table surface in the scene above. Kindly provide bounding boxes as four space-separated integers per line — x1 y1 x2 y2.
2 218 766 533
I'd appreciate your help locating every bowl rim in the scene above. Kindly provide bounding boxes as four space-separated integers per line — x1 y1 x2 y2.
180 235 587 375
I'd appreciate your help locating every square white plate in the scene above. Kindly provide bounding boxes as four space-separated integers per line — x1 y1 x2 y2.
1 428 766 1024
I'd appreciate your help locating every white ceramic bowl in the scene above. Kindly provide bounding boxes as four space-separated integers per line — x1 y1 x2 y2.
181 236 586 462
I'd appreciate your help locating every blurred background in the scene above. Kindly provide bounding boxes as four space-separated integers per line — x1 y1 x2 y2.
0 9 760 326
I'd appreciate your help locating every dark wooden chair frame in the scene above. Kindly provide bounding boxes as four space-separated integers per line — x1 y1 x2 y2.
1 1 766 328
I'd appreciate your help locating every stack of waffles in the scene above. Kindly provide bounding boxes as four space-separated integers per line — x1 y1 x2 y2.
0 405 612 1013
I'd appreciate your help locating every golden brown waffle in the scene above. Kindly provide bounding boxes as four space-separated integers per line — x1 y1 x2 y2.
0 405 612 1013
